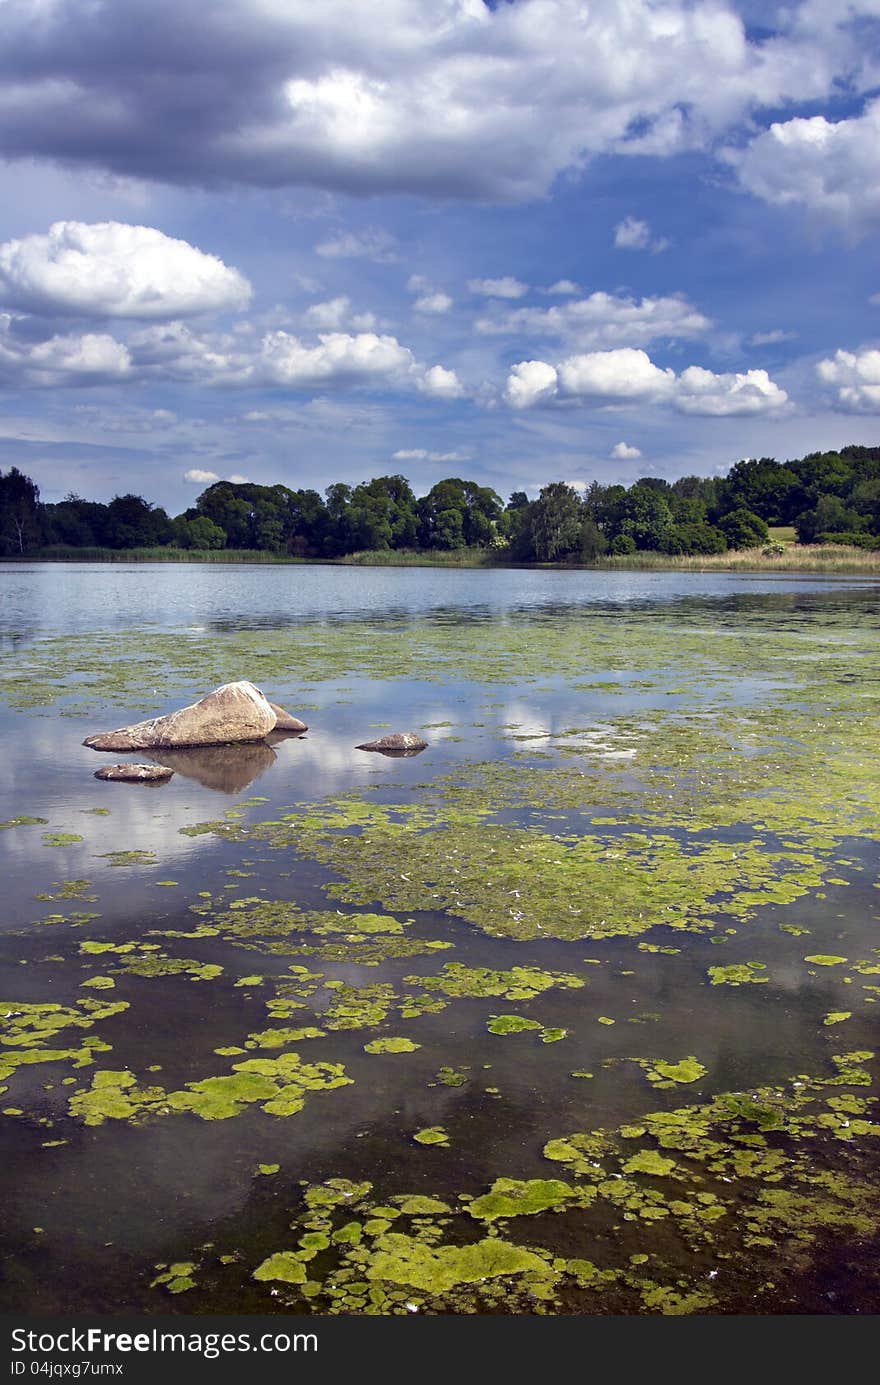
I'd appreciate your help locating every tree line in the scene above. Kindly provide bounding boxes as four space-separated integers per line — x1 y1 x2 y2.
1 444 879 561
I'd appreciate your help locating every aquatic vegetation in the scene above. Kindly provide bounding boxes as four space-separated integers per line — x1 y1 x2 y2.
42 833 83 847
824 1012 852 1026
632 1057 707 1088
364 1038 421 1054
1 816 48 830
413 1127 449 1146
402 962 584 1001
486 1015 543 1035
707 963 768 986
805 955 848 967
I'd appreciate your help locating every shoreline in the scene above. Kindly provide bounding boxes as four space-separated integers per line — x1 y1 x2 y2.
3 542 879 574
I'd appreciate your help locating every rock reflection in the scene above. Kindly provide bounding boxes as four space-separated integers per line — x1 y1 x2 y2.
145 734 303 793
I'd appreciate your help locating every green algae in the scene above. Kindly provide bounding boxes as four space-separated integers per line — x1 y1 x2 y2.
468 1179 574 1222
633 1057 707 1088
434 1066 468 1087
42 833 83 847
366 1235 549 1294
486 1015 543 1035
253 1253 306 1285
402 962 584 1002
805 955 848 966
413 1127 449 1147
363 1038 421 1054
67 1052 353 1125
707 963 768 986
1 816 48 830
824 1012 852 1026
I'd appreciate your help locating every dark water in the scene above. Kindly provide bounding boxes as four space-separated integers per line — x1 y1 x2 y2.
1 563 879 1315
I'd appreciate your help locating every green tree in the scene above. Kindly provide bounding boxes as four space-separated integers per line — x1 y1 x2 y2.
718 507 769 549
529 483 583 560
0 467 43 554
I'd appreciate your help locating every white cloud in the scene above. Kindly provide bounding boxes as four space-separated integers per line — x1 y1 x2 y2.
0 318 133 385
505 348 789 416
816 347 880 411
611 441 642 459
468 276 529 299
392 447 470 462
476 291 710 348
418 364 464 399
544 280 581 296
558 348 676 402
304 296 377 330
505 360 560 409
613 216 669 253
749 329 798 346
184 468 250 484
314 229 397 261
414 292 453 314
674 365 789 415
0 221 251 318
729 99 880 231
259 330 418 388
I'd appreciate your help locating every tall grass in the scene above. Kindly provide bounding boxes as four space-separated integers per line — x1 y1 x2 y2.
26 545 303 564
336 546 497 567
594 544 880 573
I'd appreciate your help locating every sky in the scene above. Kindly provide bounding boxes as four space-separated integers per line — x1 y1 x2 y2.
1 0 880 513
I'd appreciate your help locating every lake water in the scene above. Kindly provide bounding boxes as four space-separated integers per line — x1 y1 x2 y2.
1 562 879 1315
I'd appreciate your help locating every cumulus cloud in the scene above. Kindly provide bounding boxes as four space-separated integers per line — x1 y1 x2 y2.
184 468 220 484
611 441 642 459
418 364 464 399
0 0 864 203
0 313 462 398
816 347 880 410
0 221 251 318
729 99 880 230
613 216 669 253
0 317 132 385
414 292 453 314
477 291 711 348
544 280 581 296
314 229 397 261
505 347 788 416
468 276 529 299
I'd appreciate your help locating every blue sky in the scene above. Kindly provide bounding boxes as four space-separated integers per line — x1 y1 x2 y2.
1 0 880 512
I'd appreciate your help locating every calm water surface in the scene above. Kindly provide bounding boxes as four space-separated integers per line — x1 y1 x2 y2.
1 563 878 1315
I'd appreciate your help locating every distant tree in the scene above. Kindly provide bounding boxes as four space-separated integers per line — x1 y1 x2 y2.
720 457 798 524
418 478 503 548
104 493 173 548
529 482 583 561
0 467 43 554
173 514 227 549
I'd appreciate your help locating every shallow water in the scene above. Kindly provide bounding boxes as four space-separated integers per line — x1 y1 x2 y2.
1 563 879 1315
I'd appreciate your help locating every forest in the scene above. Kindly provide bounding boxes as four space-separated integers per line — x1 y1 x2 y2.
1 445 879 561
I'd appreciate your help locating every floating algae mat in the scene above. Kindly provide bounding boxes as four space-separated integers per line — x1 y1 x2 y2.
1 566 880 1314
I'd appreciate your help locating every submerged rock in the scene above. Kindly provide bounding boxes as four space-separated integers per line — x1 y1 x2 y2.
355 732 428 757
94 763 174 783
84 681 278 751
267 701 308 733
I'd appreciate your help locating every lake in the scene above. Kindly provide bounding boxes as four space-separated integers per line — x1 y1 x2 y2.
1 562 879 1314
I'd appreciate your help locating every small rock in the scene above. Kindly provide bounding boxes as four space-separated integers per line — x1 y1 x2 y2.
94 764 174 783
267 701 308 733
355 732 428 756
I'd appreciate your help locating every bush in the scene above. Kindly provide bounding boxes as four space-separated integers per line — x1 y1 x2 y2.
610 533 636 555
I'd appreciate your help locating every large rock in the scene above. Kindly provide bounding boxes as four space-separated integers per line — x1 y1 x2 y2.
83 681 277 752
355 732 428 757
94 763 174 783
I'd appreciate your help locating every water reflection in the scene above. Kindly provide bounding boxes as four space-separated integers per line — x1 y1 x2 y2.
143 732 305 793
